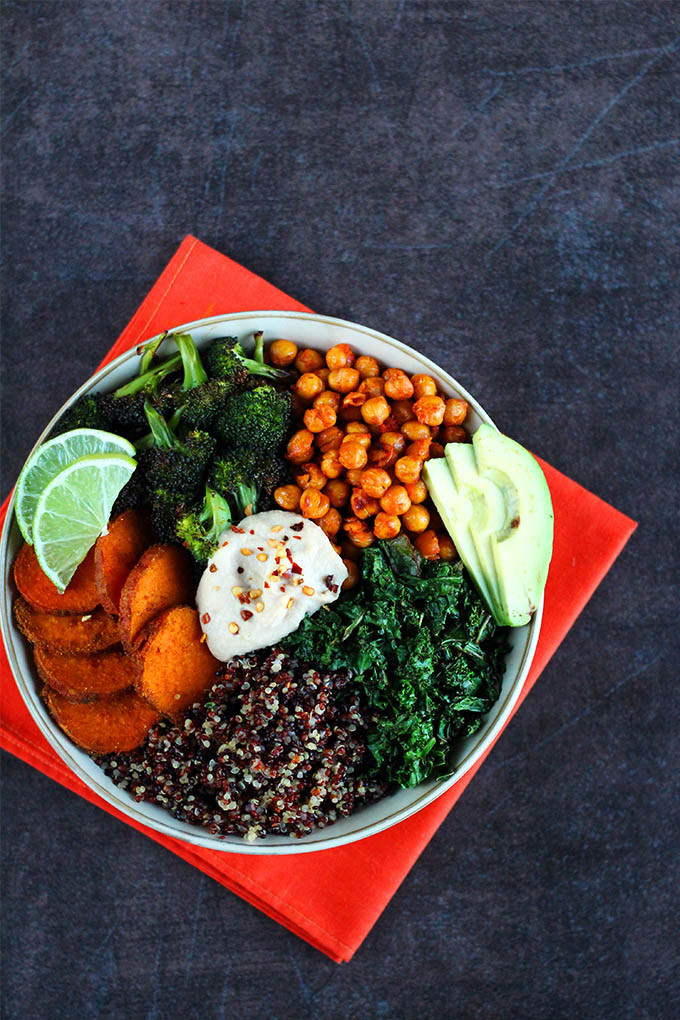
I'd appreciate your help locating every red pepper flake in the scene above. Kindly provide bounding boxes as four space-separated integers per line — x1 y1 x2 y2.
221 541 229 547
324 574 338 593
272 569 280 576
237 566 244 574
279 585 286 592
249 529 255 535
293 535 302 540
286 548 293 562
238 593 251 604
257 547 264 552
201 613 211 624
231 525 245 534
209 564 218 573
291 563 303 574
291 522 304 532
241 609 253 621
264 582 270 589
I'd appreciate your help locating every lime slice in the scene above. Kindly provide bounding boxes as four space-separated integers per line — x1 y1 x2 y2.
16 428 136 545
33 453 137 591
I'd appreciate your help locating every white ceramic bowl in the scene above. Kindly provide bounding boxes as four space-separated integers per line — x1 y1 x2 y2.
0 311 542 854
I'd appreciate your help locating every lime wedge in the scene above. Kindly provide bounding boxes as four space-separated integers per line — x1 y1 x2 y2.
16 428 136 545
33 453 137 591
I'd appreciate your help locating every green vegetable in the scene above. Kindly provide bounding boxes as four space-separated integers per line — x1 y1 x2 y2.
139 402 215 503
282 535 509 788
211 447 286 517
205 332 289 384
214 385 292 452
175 485 232 562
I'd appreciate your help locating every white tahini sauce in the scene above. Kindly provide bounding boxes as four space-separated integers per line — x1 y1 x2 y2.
196 510 348 661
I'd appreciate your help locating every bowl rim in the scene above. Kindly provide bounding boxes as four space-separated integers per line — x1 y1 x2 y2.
0 309 543 854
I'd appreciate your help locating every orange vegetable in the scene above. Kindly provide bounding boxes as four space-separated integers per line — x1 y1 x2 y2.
14 598 120 655
135 606 220 717
34 646 137 703
44 686 159 753
118 544 193 651
94 509 154 614
13 543 99 614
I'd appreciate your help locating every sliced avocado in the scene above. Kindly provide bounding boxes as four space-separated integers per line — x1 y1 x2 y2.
471 423 554 625
445 443 508 619
422 457 499 615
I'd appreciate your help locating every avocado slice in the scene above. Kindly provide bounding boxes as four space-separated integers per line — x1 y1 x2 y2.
421 457 500 615
471 424 554 625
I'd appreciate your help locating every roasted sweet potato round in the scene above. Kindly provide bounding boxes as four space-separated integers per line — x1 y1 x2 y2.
14 543 99 614
118 544 193 651
94 509 154 615
135 605 220 717
44 686 159 754
14 598 120 655
34 646 136 703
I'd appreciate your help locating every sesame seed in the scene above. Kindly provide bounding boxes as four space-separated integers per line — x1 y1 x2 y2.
232 586 243 597
286 597 294 610
302 586 315 596
228 622 239 634
241 548 253 556
267 538 279 548
255 601 265 613
256 553 268 562
271 524 283 533
249 589 262 598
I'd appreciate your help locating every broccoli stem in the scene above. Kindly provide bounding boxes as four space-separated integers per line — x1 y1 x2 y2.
134 406 183 452
174 333 208 390
252 330 265 365
138 330 169 375
114 353 182 397
142 401 180 449
237 338 289 380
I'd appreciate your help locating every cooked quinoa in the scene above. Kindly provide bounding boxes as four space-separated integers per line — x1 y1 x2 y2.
95 647 386 840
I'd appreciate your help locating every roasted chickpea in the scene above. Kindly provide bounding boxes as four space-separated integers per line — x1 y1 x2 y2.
300 487 330 519
438 533 457 561
414 529 440 560
338 439 368 470
269 339 298 366
413 395 446 426
341 540 361 561
405 438 431 461
343 516 375 548
303 404 337 433
380 484 411 516
380 431 407 456
394 455 422 485
429 441 445 459
373 512 401 540
443 397 469 426
342 390 367 409
383 367 414 400
355 355 380 378
320 507 342 538
326 343 355 370
325 479 351 507
295 348 324 374
346 421 370 434
338 402 363 423
316 425 344 453
314 389 341 411
274 484 302 511
401 420 431 442
359 467 392 498
320 449 343 478
295 372 324 402
361 395 391 427
358 376 386 397
315 367 331 386
405 479 428 504
411 374 437 399
348 430 371 449
350 488 380 520
294 463 327 490
342 558 360 589
328 367 361 393
286 428 315 464
367 442 399 469
391 399 416 424
402 504 430 533
345 467 364 486
441 424 467 444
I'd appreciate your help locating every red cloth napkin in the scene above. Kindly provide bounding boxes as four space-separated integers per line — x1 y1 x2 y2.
0 236 637 962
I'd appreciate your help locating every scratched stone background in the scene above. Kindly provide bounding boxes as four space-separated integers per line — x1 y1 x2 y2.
1 1 679 1017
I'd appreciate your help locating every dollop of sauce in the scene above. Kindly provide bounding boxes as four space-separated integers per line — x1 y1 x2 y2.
196 510 348 661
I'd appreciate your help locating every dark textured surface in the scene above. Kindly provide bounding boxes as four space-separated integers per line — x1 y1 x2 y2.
1 2 679 1017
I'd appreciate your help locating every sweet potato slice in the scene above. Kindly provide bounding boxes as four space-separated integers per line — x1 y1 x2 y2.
136 605 219 717
14 598 120 655
94 509 154 615
44 686 159 753
14 543 99 613
34 646 137 702
118 544 193 651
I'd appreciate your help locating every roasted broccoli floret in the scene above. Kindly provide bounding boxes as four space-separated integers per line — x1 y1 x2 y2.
214 385 292 452
51 394 109 436
148 487 187 544
175 486 232 563
211 448 286 517
95 345 184 438
139 402 215 503
205 332 289 385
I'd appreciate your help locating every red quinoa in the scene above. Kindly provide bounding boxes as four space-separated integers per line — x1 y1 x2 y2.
95 647 386 840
